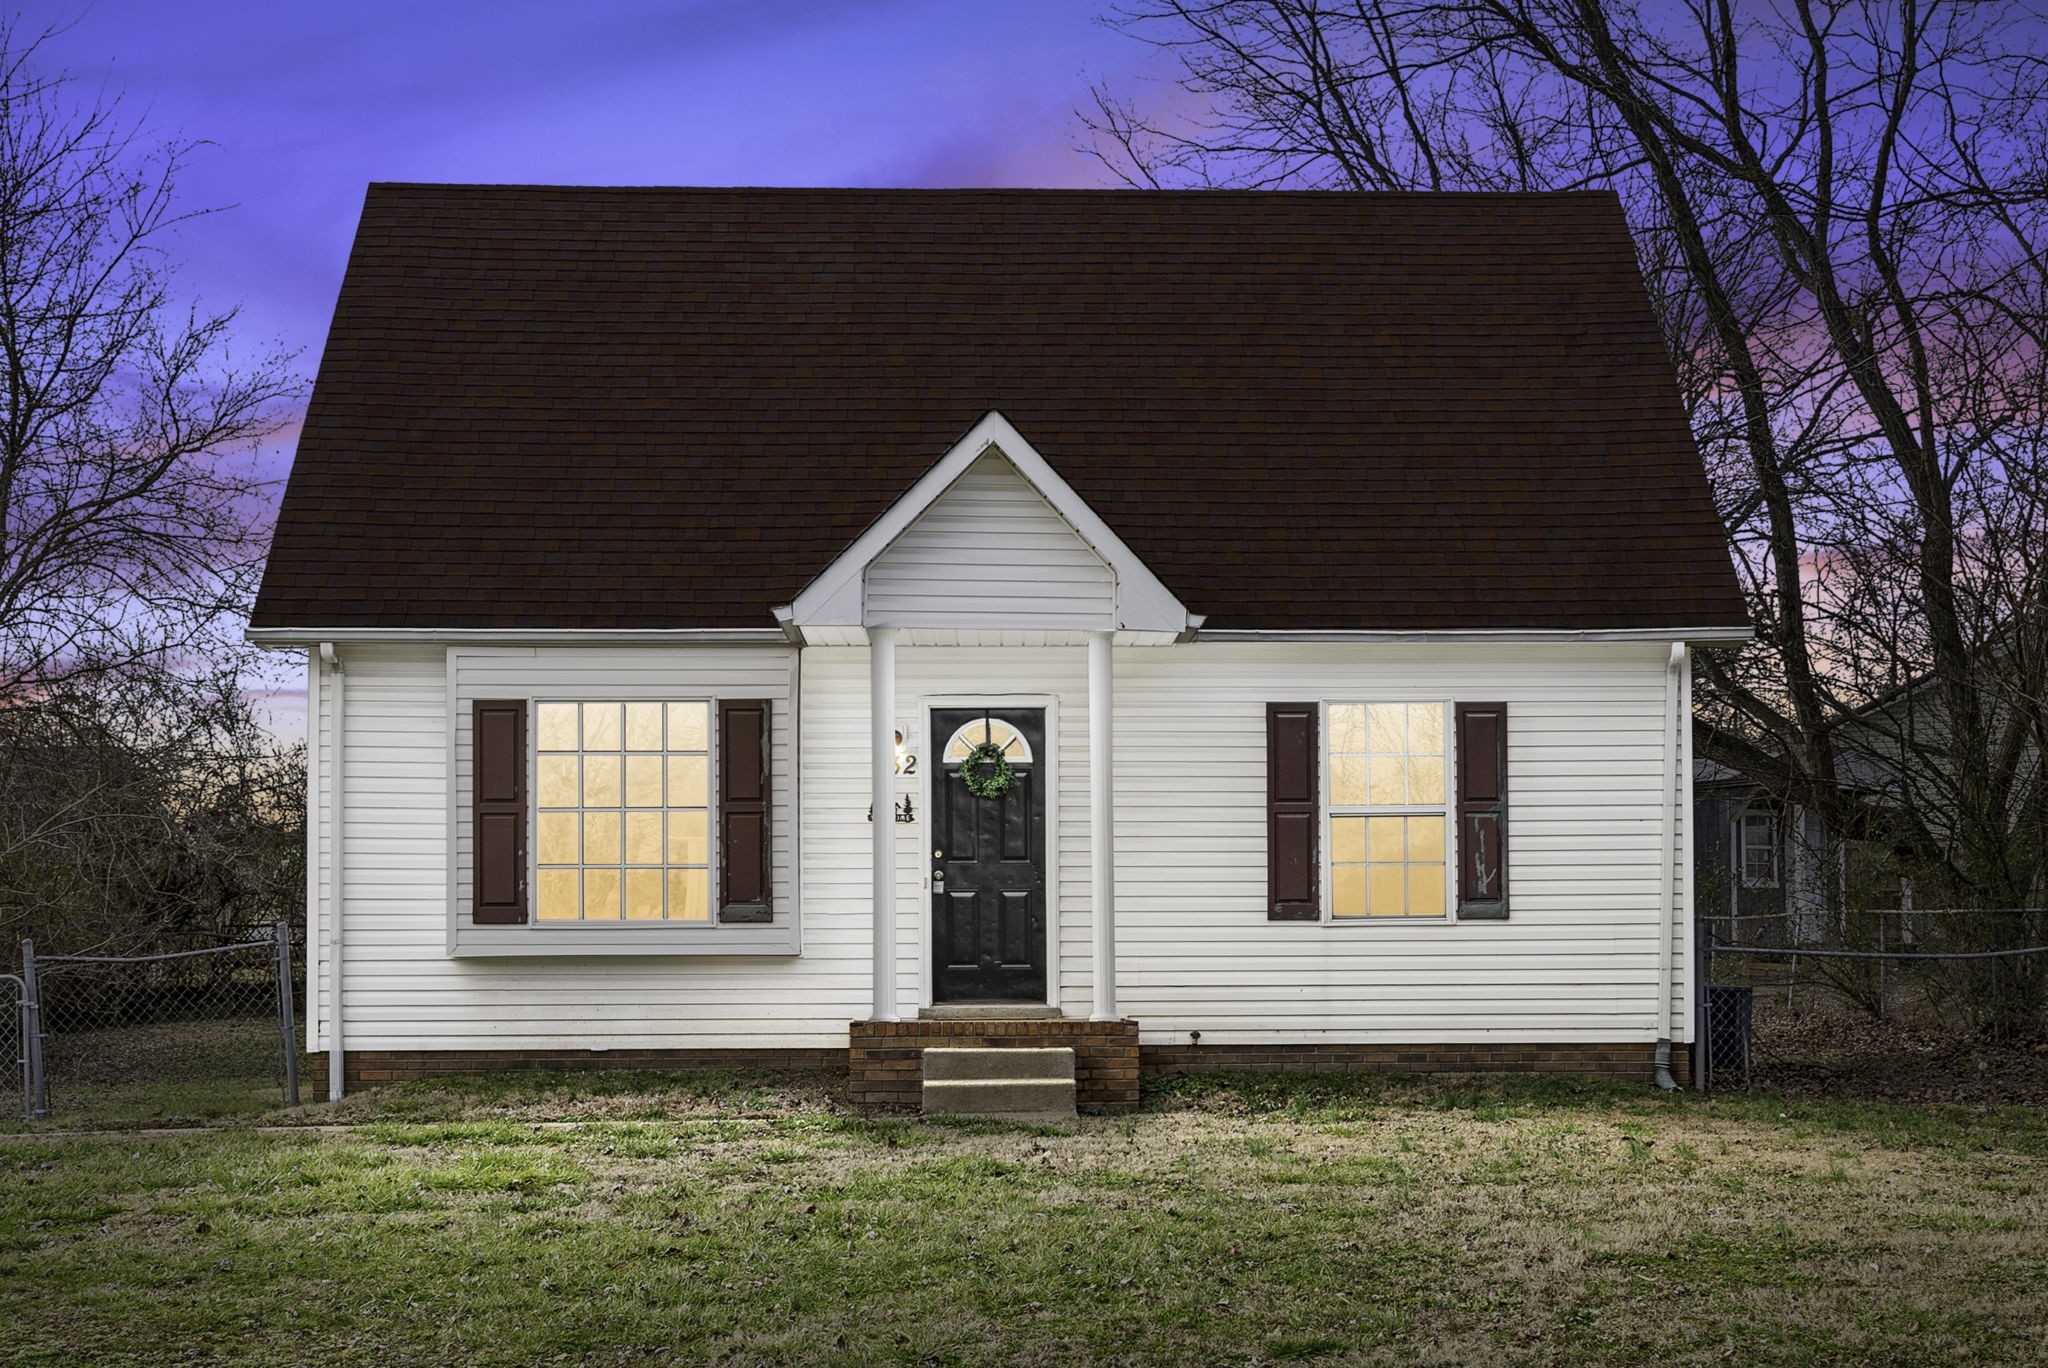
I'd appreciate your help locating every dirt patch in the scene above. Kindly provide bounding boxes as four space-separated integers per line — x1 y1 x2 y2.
1749 1005 2048 1105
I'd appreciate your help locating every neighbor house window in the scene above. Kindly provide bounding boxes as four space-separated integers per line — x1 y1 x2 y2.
1327 702 1450 919
534 701 711 921
1738 809 1779 888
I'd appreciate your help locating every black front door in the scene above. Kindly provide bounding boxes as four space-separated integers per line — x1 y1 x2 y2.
930 707 1047 1003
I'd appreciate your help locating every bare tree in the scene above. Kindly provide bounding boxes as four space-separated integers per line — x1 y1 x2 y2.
0 20 300 699
1085 4 2048 949
0 663 305 955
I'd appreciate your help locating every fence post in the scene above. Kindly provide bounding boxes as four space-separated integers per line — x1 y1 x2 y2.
1876 912 1889 1023
273 922 300 1107
1694 913 1711 1093
20 939 48 1120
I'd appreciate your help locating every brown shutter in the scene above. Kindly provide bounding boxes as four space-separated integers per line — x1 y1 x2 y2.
472 699 528 925
1456 702 1509 920
717 699 772 924
1266 702 1320 921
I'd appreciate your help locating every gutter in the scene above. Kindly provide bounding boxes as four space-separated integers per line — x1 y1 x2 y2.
249 624 1755 649
1194 626 1754 646
1654 641 1685 1091
248 627 787 647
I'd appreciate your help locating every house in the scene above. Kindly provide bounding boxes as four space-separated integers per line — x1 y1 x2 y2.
1693 761 1835 943
1691 661 2002 950
251 185 1750 1108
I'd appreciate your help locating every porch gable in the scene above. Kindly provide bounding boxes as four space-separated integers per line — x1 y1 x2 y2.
779 411 1195 642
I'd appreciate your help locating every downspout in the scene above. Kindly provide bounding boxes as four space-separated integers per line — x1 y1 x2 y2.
321 643 346 1101
303 647 321 1087
1655 641 1684 1091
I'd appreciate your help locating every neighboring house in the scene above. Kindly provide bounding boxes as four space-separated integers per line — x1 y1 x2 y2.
1692 666 1998 947
1693 762 1834 944
251 186 1750 1106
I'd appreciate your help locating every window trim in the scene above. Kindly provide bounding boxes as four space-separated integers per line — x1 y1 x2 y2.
526 695 723 930
1319 698 1457 924
1737 807 1780 889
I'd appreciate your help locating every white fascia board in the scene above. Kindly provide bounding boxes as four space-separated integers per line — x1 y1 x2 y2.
781 410 1192 635
1194 625 1755 645
246 627 790 647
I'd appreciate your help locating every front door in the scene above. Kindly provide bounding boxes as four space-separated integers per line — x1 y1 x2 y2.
930 707 1047 1003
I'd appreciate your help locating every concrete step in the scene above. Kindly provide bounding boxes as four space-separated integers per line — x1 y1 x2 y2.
922 1047 1075 1082
922 1078 1077 1119
919 1004 1063 1021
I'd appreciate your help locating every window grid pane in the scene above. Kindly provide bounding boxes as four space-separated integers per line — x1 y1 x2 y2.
533 700 712 922
941 717 1034 764
1329 702 1450 920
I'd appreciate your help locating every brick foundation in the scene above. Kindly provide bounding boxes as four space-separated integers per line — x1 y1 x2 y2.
298 1035 1690 1098
301 1047 848 1093
1142 1040 1695 1086
848 1018 1142 1112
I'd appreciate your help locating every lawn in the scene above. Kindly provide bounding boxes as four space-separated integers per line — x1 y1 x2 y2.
4 1071 2046 1367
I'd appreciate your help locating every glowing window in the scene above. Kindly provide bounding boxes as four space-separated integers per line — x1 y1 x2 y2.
1328 702 1450 920
941 717 1034 765
533 701 711 922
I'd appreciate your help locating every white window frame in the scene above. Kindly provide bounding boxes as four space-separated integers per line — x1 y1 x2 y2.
527 696 722 929
1320 699 1456 924
1737 807 1780 889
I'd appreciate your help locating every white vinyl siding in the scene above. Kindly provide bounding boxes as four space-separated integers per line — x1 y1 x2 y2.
808 640 1687 1043
321 643 870 1053
309 638 1690 1053
800 647 1094 1015
1110 644 1685 1044
863 453 1116 629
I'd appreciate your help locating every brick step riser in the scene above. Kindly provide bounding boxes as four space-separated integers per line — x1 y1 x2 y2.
922 1047 1076 1082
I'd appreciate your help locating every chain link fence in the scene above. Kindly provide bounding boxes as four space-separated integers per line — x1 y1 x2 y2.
9 924 301 1126
2 971 29 1121
1695 909 2048 1100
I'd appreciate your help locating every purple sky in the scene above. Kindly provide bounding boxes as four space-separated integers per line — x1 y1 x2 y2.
30 0 1152 739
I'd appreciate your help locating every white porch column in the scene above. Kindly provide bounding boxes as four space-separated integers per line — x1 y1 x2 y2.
869 625 900 1022
1089 629 1118 1021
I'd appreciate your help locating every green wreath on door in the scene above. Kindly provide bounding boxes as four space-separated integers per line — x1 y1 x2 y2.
959 739 1015 799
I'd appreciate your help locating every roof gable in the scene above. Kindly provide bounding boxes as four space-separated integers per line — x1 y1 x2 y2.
786 412 1190 636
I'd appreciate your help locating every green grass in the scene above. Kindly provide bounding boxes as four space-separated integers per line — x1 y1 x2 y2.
4 1070 2046 1365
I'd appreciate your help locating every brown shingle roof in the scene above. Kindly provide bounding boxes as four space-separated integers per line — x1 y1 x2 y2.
252 185 1747 633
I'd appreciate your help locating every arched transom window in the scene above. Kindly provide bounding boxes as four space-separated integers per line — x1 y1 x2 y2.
941 716 1035 765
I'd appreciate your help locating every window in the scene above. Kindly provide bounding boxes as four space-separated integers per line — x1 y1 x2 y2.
941 716 1034 765
1738 809 1779 888
534 701 711 921
1327 702 1450 919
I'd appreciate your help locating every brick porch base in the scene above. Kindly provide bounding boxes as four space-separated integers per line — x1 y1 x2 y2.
298 1035 1689 1098
1141 1041 1695 1087
849 1018 1142 1112
301 1047 847 1094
